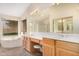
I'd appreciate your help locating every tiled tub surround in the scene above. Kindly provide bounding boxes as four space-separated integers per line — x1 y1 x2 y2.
25 32 79 43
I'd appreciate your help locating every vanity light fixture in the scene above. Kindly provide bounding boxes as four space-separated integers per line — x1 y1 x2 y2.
58 20 62 23
63 20 65 22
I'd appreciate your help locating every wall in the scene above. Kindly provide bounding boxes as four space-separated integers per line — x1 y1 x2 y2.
18 20 23 36
22 3 52 19
0 14 20 21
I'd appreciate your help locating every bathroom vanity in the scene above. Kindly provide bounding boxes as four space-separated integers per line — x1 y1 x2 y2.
23 33 79 56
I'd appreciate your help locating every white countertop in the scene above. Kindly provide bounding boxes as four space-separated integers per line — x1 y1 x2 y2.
24 32 79 43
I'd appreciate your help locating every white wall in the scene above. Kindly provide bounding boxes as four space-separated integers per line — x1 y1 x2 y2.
18 20 23 36
0 3 30 17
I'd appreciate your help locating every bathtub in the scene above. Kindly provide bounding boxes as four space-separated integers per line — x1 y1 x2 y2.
0 35 23 48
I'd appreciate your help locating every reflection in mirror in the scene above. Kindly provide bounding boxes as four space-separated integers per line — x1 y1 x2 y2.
27 17 50 32
63 17 73 33
38 19 50 32
54 19 63 33
53 17 73 33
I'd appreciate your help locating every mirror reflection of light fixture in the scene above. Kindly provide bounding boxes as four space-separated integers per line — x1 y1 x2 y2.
58 20 62 23
63 20 65 22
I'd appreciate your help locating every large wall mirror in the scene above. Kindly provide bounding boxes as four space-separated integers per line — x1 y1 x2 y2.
53 17 73 33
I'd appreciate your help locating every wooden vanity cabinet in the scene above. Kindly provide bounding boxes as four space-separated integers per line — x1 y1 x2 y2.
30 38 40 54
42 38 56 56
23 37 31 52
56 40 79 56
25 37 31 52
23 36 79 56
42 38 79 56
23 37 42 55
23 36 26 48
31 38 40 44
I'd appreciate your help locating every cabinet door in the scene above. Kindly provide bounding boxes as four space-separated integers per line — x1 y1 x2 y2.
43 38 55 56
25 38 31 52
23 37 26 48
56 40 79 56
43 46 52 56
56 47 79 56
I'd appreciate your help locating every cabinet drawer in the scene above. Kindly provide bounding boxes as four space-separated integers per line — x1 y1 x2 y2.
40 40 43 45
56 40 79 53
43 38 55 46
31 38 40 43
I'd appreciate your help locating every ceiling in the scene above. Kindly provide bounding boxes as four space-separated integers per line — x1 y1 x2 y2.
0 3 30 17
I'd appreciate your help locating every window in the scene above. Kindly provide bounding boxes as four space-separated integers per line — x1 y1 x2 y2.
3 20 18 35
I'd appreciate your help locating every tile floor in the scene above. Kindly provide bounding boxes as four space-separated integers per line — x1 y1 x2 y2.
0 46 32 56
